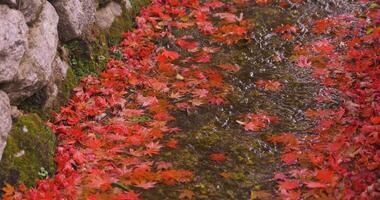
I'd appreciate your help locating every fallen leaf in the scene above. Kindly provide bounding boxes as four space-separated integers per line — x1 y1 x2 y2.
209 153 227 162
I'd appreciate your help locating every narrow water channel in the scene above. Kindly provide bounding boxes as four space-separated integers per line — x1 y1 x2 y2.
142 0 359 199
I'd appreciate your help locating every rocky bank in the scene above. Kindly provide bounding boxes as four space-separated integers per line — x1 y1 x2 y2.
0 0 149 187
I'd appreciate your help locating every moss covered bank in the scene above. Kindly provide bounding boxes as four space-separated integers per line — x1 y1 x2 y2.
0 0 150 189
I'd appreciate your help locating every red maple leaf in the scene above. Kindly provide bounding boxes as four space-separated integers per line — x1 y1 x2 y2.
281 152 298 165
256 80 282 91
176 39 199 51
166 139 178 149
158 50 180 63
214 13 241 23
279 179 300 190
218 64 240 72
209 153 227 162
256 0 272 6
304 182 327 189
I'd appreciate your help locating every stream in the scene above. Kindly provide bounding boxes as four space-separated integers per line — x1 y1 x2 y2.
142 0 359 199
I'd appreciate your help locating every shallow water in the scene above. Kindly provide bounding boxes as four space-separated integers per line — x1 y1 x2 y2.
142 1 359 199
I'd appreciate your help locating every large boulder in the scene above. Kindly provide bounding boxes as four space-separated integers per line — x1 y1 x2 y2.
95 1 122 30
19 0 46 24
0 91 12 161
3 2 59 103
52 0 97 41
0 5 28 84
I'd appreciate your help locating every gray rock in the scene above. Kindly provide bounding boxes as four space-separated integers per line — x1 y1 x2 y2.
3 2 59 102
51 55 70 80
41 82 58 110
95 1 122 30
52 0 97 41
0 91 12 161
0 5 28 84
19 0 46 24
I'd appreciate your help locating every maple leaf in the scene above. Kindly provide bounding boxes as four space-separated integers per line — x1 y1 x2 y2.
159 170 193 185
166 139 178 149
269 133 298 146
202 46 220 53
208 96 224 105
123 109 145 118
304 182 327 188
135 181 157 189
279 179 300 190
281 152 298 165
274 24 298 34
158 50 180 63
237 113 276 132
218 64 240 72
256 0 272 6
214 12 241 23
136 94 159 107
296 55 312 68
144 141 162 156
204 1 225 9
170 92 183 99
312 18 335 34
315 169 335 183
219 24 247 36
256 80 282 91
72 151 86 165
274 173 286 180
193 51 211 63
192 89 209 98
312 39 335 54
158 62 177 74
154 112 175 121
242 121 265 131
176 39 199 51
209 153 227 162
148 79 169 92
2 184 15 196
156 161 173 170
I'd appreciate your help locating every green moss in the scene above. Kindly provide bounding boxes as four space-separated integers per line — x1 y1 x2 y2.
0 114 56 187
0 0 152 189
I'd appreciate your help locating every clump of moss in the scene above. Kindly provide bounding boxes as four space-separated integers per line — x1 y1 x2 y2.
0 114 56 187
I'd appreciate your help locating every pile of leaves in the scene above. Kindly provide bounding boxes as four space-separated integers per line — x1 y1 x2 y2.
270 1 380 199
2 0 251 199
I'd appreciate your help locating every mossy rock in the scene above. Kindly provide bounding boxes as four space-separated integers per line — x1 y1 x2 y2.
0 114 56 187
67 0 151 76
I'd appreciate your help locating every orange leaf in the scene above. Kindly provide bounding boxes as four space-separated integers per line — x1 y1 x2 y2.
2 184 15 195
